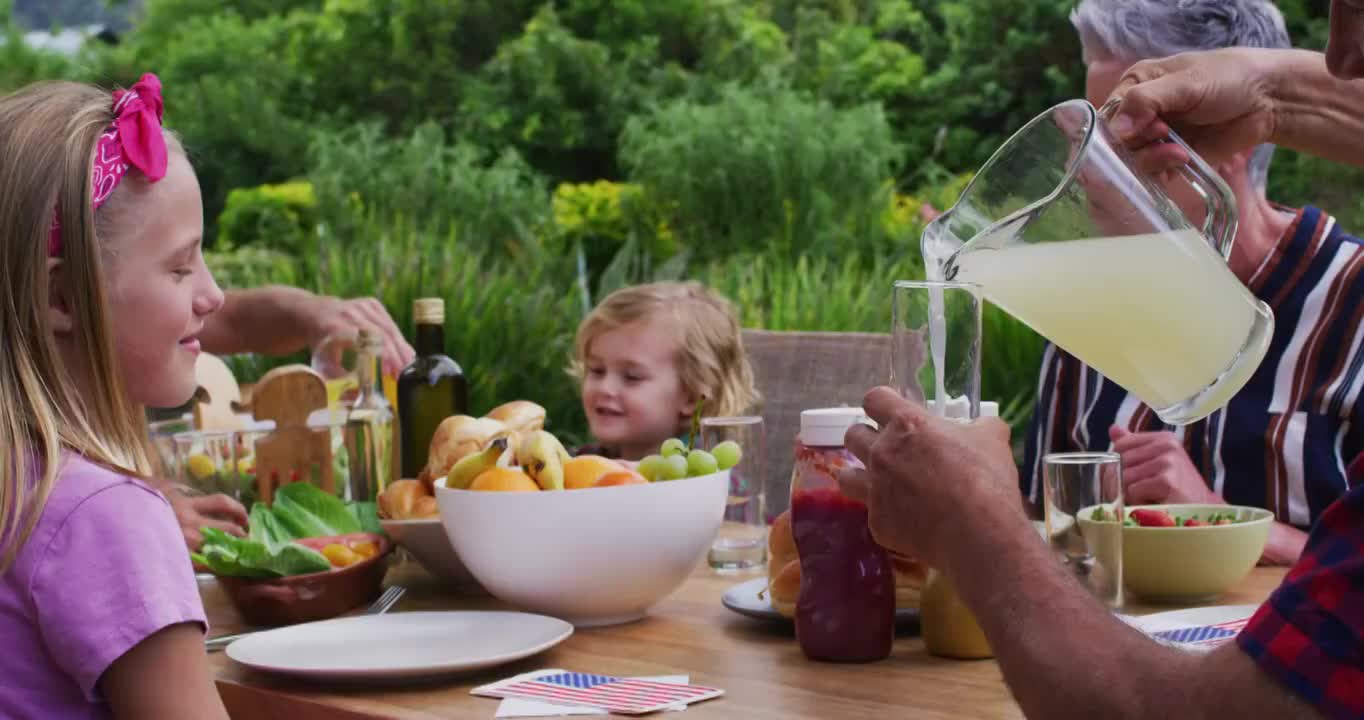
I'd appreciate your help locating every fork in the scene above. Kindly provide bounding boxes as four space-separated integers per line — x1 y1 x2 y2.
205 585 407 652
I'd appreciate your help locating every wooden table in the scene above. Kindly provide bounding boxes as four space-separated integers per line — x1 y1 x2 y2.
205 560 1287 720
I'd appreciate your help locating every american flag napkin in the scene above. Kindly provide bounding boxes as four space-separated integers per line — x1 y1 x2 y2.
1149 617 1250 648
474 669 724 715
1119 607 1256 654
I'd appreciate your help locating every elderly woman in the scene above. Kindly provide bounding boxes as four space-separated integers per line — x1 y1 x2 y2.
1022 0 1364 565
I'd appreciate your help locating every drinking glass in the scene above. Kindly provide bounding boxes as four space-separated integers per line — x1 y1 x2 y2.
891 280 982 418
1043 452 1124 607
701 416 767 572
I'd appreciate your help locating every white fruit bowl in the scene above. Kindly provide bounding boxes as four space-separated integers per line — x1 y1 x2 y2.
435 470 729 627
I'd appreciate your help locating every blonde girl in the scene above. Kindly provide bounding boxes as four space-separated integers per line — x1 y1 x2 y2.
0 76 229 717
572 281 760 460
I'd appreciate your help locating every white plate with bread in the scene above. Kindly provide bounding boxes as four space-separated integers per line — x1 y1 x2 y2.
722 510 922 627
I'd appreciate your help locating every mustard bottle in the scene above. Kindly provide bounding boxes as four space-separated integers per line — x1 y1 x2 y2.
920 569 993 660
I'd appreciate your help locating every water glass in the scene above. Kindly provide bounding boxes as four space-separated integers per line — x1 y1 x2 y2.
891 280 982 416
701 416 767 572
1043 452 1124 607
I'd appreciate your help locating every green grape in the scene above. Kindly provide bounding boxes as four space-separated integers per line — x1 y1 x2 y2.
661 438 687 457
686 449 719 477
661 454 689 480
712 441 742 471
637 454 666 482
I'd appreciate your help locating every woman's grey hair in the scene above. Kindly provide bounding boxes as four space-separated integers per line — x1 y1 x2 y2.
1072 0 1291 192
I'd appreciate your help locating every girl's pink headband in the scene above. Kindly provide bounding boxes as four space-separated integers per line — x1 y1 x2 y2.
48 73 169 257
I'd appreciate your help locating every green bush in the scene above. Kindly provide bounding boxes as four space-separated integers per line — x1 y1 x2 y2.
0 0 75 92
307 122 552 258
217 180 317 254
550 180 676 283
620 84 903 262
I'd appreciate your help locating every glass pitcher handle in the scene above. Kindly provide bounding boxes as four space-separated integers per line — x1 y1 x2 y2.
1097 98 1239 261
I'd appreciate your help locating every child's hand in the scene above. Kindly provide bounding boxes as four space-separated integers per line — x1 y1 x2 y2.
168 492 247 552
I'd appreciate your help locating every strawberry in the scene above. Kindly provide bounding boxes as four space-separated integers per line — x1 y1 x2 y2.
1130 508 1176 527
1216 518 1233 526
1183 518 1207 527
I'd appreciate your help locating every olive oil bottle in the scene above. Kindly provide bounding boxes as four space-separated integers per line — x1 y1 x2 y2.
397 298 468 478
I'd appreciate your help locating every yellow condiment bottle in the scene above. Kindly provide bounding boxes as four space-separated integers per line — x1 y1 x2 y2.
920 569 993 660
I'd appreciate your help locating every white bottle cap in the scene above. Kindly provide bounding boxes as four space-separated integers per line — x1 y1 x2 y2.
799 407 869 447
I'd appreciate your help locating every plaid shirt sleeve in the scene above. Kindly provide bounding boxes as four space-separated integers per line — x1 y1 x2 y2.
1237 481 1364 719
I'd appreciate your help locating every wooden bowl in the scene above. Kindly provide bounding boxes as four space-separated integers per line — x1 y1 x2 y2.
217 535 393 627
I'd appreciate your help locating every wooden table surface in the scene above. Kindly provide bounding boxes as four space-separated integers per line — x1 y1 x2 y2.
204 559 1287 720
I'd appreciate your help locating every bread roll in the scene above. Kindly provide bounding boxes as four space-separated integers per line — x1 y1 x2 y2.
378 479 427 520
768 510 796 569
423 415 511 490
412 494 439 519
485 400 546 435
768 559 800 618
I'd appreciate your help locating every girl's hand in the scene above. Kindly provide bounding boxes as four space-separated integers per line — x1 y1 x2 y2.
168 492 247 552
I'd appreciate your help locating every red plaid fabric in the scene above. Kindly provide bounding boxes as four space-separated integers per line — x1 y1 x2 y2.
1237 480 1364 719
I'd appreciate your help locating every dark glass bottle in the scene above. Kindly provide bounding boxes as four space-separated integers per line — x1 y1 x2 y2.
397 298 468 478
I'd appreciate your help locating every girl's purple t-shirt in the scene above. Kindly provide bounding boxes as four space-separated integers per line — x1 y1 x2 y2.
0 454 206 719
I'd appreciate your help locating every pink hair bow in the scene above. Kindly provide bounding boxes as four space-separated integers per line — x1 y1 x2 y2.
49 73 169 256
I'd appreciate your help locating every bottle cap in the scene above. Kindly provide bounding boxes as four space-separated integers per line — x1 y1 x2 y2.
799 407 869 447
413 298 445 325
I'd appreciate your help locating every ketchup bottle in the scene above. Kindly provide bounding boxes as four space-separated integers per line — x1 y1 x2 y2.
789 408 894 662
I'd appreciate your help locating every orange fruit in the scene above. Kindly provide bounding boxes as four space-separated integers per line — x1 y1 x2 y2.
469 467 539 492
563 455 625 490
594 470 649 488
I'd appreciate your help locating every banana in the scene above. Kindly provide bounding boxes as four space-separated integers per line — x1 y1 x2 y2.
518 430 570 491
445 438 508 490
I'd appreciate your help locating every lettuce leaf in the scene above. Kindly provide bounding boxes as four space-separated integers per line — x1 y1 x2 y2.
271 482 361 538
348 501 382 534
196 484 383 579
248 502 293 550
195 526 330 578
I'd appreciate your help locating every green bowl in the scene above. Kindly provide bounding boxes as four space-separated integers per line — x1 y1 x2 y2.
1078 504 1272 604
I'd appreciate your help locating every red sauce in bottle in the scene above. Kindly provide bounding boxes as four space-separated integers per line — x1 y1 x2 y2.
789 410 894 663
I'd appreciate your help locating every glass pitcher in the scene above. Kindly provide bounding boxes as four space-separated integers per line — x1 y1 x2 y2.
923 98 1274 426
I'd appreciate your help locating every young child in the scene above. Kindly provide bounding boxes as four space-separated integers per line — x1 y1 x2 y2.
571 282 760 460
0 76 229 717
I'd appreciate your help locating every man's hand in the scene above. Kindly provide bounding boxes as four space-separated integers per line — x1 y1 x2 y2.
168 491 248 552
1105 47 1286 169
1109 426 1224 506
838 387 1017 570
305 296 415 377
201 287 416 377
1106 47 1364 171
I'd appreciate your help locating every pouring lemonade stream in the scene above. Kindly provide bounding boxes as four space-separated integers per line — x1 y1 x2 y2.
920 99 1273 426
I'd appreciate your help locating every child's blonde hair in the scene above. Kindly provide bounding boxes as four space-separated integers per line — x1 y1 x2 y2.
0 82 175 571
572 281 760 421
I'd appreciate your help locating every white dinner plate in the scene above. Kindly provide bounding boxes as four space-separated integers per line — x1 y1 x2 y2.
226 611 573 681
1118 604 1259 653
721 577 919 628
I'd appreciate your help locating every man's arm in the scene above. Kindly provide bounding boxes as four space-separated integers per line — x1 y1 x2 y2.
200 286 414 374
199 285 327 357
950 509 1318 720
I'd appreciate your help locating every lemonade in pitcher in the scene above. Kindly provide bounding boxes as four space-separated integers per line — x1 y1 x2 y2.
923 99 1273 426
